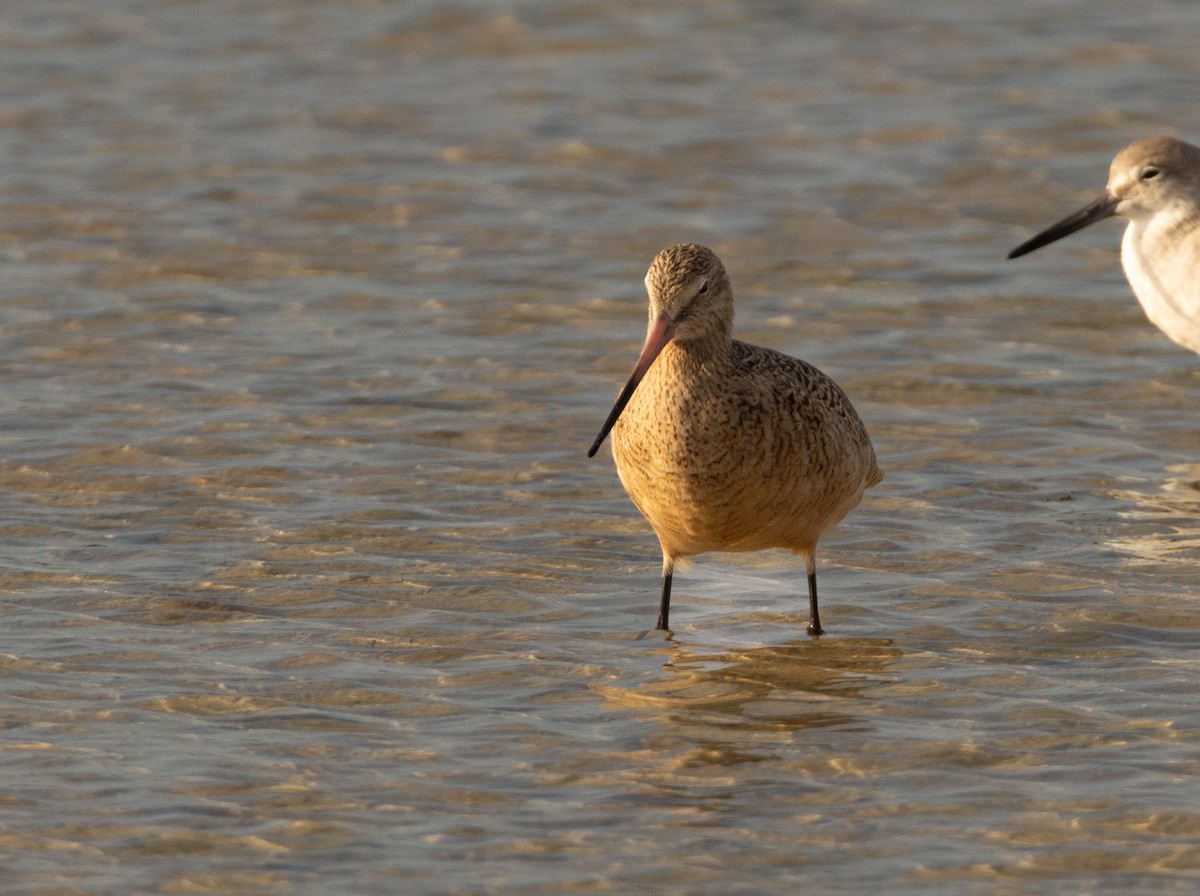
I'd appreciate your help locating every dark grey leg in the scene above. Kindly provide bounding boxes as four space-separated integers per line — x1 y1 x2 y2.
655 566 673 630
806 569 824 636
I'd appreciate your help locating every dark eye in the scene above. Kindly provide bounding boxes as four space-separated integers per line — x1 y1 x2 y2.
698 280 709 295
1141 166 1161 181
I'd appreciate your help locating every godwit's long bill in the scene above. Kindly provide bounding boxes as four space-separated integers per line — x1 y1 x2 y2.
589 243 881 635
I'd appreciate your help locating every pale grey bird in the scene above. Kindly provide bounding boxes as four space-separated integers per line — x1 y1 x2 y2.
1009 136 1200 355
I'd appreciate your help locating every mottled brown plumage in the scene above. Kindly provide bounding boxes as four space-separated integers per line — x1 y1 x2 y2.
589 243 881 634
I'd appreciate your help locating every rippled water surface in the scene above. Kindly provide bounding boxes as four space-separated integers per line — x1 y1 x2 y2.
5 1 1200 893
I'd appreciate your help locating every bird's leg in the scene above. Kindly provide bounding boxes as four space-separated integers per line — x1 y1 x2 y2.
806 570 825 633
804 552 823 636
655 558 674 630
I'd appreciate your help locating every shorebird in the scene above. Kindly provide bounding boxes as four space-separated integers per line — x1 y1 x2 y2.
588 243 882 635
1008 136 1200 355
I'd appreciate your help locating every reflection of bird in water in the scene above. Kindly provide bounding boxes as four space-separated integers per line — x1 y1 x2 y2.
594 636 903 736
1109 465 1200 564
1009 136 1200 356
588 243 882 635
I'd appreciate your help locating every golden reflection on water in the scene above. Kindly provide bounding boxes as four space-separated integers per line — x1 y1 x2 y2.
597 636 901 733
1111 464 1200 564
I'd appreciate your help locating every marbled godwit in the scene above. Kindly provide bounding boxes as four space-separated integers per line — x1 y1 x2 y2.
1008 136 1200 355
588 243 882 635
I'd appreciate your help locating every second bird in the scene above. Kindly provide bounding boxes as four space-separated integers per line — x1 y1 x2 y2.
1008 136 1200 356
588 243 882 635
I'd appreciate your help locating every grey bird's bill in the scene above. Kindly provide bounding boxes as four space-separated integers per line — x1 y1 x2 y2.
1008 193 1120 259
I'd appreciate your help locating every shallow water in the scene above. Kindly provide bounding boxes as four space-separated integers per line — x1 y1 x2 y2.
4 1 1200 893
